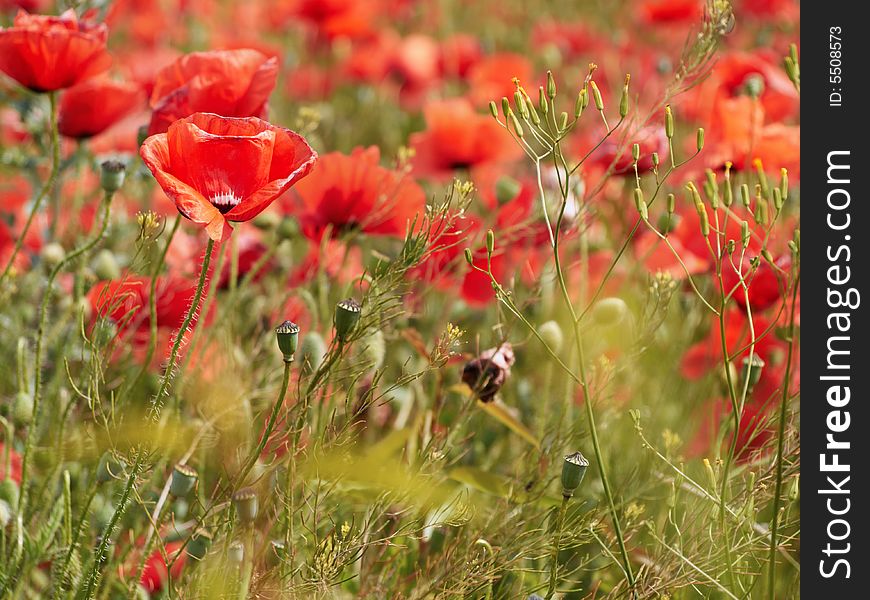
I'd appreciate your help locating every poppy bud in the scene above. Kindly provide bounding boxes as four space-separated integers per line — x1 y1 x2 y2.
232 488 258 524
740 184 751 208
527 99 541 125
464 248 474 265
631 143 640 162
501 97 510 118
489 101 498 119
537 320 563 352
170 463 198 498
705 170 719 209
299 331 326 373
773 188 783 211
652 152 660 168
664 105 674 138
559 111 568 130
486 230 495 255
546 71 557 100
723 163 734 207
696 128 705 152
687 182 703 212
538 87 549 114
634 188 648 220
93 249 121 281
275 320 300 362
793 229 800 252
334 298 362 342
666 193 676 215
699 209 710 236
13 391 33 426
780 168 789 201
41 242 65 269
561 451 589 497
510 113 524 137
227 541 245 565
514 91 527 119
96 452 126 484
495 176 521 204
619 74 630 117
741 220 750 248
99 160 126 193
591 297 628 327
574 90 585 118
741 355 765 388
186 529 212 561
590 81 604 111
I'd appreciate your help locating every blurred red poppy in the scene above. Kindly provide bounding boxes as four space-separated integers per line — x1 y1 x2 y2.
293 146 425 239
147 49 279 135
140 113 317 242
136 540 187 593
411 99 521 179
58 78 144 139
0 9 111 92
0 442 22 484
465 53 533 107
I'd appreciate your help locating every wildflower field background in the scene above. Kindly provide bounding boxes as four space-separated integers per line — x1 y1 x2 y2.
0 0 800 598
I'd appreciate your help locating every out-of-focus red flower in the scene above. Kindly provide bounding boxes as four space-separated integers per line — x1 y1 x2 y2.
688 398 775 463
0 9 112 92
292 0 377 40
438 34 482 78
722 253 790 312
284 64 335 101
117 47 180 98
292 146 425 239
583 125 669 175
147 49 279 135
58 78 144 139
140 113 317 243
134 540 187 593
0 442 22 484
638 0 703 24
289 238 364 286
1 108 29 144
1 174 30 216
105 0 171 48
465 53 533 107
217 233 274 289
408 212 481 294
531 20 604 61
411 98 521 179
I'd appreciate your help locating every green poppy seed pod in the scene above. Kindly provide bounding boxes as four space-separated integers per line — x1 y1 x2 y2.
634 188 648 220
574 91 585 118
546 71 556 99
252 209 278 231
334 298 362 342
666 193 676 214
186 529 212 561
96 452 126 484
740 183 751 208
664 105 674 138
561 451 589 497
652 152 660 168
741 220 750 248
232 488 258 524
590 81 604 111
0 479 19 511
741 355 765 388
99 160 126 193
275 320 300 362
464 248 474 265
780 168 789 201
170 463 198 498
537 320 563 352
631 143 640 162
486 229 495 255
136 124 150 148
489 101 498 119
535 87 547 115
227 541 245 565
591 297 629 327
501 97 510 118
696 128 705 152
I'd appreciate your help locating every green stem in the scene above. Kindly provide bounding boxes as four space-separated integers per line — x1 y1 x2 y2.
545 496 569 599
0 92 61 288
19 191 113 521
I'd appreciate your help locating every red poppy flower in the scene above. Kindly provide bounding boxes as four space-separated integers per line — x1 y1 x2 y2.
465 53 533 107
136 540 187 593
292 146 425 239
0 442 22 484
722 253 790 312
0 9 111 92
147 49 279 135
410 98 521 179
638 0 703 24
58 78 144 139
140 113 317 243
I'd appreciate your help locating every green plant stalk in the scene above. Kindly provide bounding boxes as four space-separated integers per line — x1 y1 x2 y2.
19 191 114 521
0 92 61 288
766 269 800 599
545 496 569 599
78 237 215 599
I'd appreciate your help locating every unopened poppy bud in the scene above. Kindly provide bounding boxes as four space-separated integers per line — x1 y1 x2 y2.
227 541 245 565
186 529 212 561
574 90 585 118
559 111 568 130
590 81 604 111
761 248 774 264
93 249 120 281
488 101 498 119
741 221 750 248
334 298 362 342
170 463 198 497
232 488 258 524
99 160 126 193
723 163 734 207
686 182 703 212
666 193 676 214
509 113 523 137
591 297 628 327
464 248 474 265
527 99 541 125
773 188 783 211
634 188 648 220
96 452 126 484
699 209 710 236
561 451 589 497
275 320 300 362
40 242 65 268
495 176 521 204
664 105 674 138
741 355 765 388
537 320 563 352
696 128 705 152
619 75 630 117
780 168 789 201
501 97 510 118
299 331 326 372
753 159 769 197
538 87 549 114
631 143 640 162
652 152 660 168
13 391 33 426
486 230 495 255
793 229 800 252
514 91 527 119
740 184 751 208
546 71 557 99
755 197 769 226
705 170 719 209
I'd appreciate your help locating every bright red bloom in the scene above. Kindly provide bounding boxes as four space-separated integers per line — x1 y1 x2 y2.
140 113 317 242
410 99 521 179
722 253 790 312
147 49 279 135
0 442 22 484
292 146 425 239
638 0 703 24
465 53 533 107
0 9 111 92
58 78 144 139
137 540 187 593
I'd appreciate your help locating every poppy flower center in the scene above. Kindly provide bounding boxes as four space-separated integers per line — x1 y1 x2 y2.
211 191 242 214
